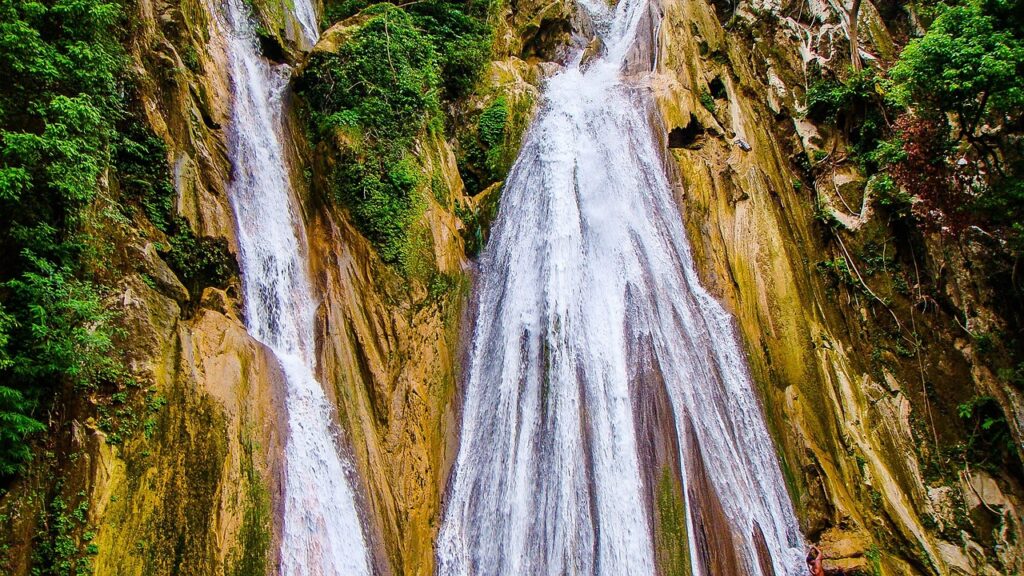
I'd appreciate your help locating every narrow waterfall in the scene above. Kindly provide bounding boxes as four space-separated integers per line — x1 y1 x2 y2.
437 0 805 573
216 1 372 574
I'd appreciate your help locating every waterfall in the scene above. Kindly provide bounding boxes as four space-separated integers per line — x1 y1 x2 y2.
216 0 372 574
436 0 806 573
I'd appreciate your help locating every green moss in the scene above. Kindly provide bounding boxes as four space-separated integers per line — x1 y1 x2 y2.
229 435 271 576
654 467 691 576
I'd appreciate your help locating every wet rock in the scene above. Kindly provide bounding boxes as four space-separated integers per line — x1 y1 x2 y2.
580 35 605 70
138 242 190 305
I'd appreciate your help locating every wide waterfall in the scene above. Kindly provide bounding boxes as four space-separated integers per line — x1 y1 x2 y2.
437 0 806 573
216 0 372 574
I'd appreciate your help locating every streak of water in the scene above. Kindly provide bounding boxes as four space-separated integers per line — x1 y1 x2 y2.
215 0 372 573
437 0 805 573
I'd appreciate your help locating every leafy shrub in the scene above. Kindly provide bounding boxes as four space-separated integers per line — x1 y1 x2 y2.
806 69 887 166
699 90 715 113
956 395 1019 472
31 488 99 575
405 0 493 100
113 120 175 232
301 1 494 267
882 0 1024 249
887 2 1024 136
5 258 120 391
478 96 509 175
322 0 492 100
300 5 441 140
805 69 877 124
300 4 459 267
0 0 153 476
165 220 237 299
329 150 423 265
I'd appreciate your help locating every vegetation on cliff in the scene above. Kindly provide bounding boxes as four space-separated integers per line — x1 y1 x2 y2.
297 0 492 268
0 0 129 477
787 1 1024 567
0 0 235 479
810 0 1023 254
808 0 1024 429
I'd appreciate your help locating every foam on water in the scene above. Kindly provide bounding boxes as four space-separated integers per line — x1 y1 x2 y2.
437 0 806 573
214 0 372 573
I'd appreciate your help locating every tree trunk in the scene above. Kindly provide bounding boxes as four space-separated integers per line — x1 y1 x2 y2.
847 0 863 72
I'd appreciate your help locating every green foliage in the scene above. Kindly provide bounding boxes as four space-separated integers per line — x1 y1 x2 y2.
956 395 1018 472
322 0 492 100
6 258 121 391
867 173 912 216
113 120 175 232
478 97 509 175
164 220 237 299
699 89 716 113
456 92 521 203
0 0 134 477
805 69 878 124
806 69 888 169
300 2 492 268
804 0 1024 257
31 488 99 576
0 385 47 477
887 1 1024 134
881 0 1024 248
478 97 508 149
403 0 493 100
301 5 440 140
816 257 859 290
298 5 438 266
972 173 1024 243
300 1 494 266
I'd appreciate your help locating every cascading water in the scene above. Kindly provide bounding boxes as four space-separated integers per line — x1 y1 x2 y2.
215 1 372 574
437 0 806 573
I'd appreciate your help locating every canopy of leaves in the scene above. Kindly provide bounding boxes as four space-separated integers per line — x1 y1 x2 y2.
885 0 1024 243
888 1 1024 135
0 0 128 476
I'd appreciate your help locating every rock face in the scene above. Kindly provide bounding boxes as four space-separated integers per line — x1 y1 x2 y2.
648 0 1023 573
0 0 1021 573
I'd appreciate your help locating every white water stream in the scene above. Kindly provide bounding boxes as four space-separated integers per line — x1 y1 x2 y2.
437 0 806 573
216 0 372 574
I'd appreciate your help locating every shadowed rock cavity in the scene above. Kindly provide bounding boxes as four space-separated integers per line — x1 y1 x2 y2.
708 76 726 100
668 114 707 149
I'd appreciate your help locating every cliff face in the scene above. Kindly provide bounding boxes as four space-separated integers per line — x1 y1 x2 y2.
0 0 1020 574
649 0 1023 573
